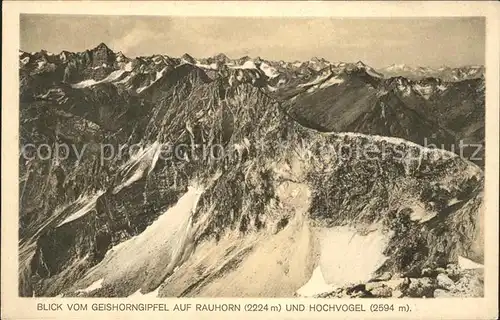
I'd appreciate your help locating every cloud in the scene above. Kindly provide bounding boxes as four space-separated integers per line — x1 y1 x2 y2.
20 15 485 67
110 22 156 55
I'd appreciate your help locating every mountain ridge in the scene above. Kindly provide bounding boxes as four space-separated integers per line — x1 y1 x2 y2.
20 42 484 83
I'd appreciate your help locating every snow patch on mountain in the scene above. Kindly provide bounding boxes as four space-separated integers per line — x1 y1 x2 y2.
136 85 149 93
195 62 218 70
102 70 126 82
318 76 344 89
458 256 483 270
71 79 99 89
299 74 345 94
155 67 168 81
296 266 335 297
123 62 133 72
75 278 104 294
37 61 47 69
135 67 170 93
74 184 204 296
298 73 331 88
413 84 433 99
437 84 447 92
116 74 132 85
319 226 391 287
259 62 278 78
57 191 105 227
232 61 257 70
366 68 384 79
397 84 412 97
113 141 164 193
70 70 127 88
334 132 482 175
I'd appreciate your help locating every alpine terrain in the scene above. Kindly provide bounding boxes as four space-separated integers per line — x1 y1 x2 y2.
19 43 485 298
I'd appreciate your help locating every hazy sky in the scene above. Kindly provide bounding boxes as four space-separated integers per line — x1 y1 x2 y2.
20 15 485 68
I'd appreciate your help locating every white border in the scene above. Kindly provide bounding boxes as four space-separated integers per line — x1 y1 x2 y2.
2 2 499 320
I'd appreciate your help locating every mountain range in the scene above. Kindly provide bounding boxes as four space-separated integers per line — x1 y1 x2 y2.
20 43 485 165
18 43 485 298
379 63 485 82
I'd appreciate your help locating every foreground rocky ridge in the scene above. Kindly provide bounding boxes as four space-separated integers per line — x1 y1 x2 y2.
19 44 484 298
314 264 483 299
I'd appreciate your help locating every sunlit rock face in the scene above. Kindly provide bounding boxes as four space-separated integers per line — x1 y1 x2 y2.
18 44 484 298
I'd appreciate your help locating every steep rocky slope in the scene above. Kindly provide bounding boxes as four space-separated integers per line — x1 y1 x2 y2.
18 44 484 298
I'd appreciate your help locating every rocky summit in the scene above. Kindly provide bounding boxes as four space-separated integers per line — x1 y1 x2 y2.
19 43 484 298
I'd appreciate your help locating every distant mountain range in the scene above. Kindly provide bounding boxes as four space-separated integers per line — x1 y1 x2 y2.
379 63 485 82
20 43 484 88
19 42 485 165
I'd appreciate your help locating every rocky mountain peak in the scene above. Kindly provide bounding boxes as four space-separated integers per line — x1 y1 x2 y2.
94 42 111 51
181 53 196 64
213 52 230 62
311 56 328 63
355 60 367 68
88 42 115 69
